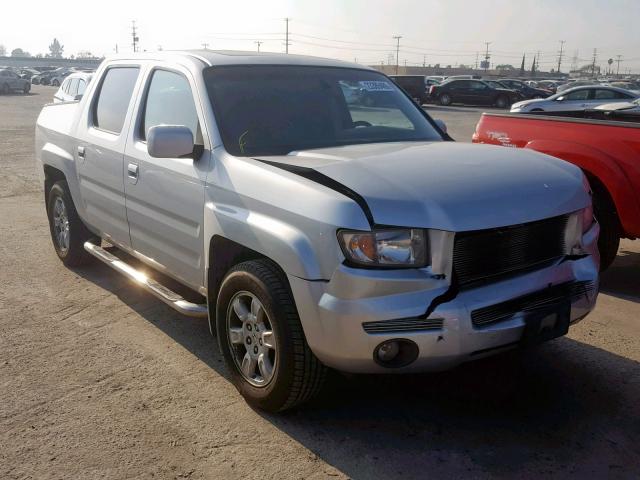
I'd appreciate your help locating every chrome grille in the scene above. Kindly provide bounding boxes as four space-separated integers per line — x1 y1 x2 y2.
362 317 444 334
453 215 569 288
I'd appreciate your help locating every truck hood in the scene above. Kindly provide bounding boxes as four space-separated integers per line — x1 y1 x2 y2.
256 142 588 232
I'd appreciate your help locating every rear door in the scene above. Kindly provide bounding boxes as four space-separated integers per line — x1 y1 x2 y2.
467 80 492 105
75 65 142 248
447 80 471 104
123 66 210 290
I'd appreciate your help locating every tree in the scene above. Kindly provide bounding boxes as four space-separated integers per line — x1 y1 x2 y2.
0 44 6 56
48 38 64 58
11 48 31 58
520 54 526 76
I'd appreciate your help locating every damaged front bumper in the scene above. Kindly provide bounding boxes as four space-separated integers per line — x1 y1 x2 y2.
289 225 599 374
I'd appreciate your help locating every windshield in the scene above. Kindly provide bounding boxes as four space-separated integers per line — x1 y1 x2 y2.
203 65 443 156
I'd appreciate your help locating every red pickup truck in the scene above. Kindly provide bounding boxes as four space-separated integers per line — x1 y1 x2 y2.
473 112 640 270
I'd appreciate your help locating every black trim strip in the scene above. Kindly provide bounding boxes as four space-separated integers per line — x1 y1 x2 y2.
254 159 375 227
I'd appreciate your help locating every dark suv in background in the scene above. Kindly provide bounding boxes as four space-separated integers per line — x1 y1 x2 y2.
498 79 553 99
388 75 434 104
428 79 519 108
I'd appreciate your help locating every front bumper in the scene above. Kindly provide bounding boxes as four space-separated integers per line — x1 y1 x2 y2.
289 225 599 374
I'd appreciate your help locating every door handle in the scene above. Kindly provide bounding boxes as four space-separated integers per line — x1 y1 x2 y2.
127 163 139 184
77 146 85 159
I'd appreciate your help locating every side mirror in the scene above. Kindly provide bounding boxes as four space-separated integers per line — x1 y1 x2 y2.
74 94 83 101
434 119 447 133
147 125 194 158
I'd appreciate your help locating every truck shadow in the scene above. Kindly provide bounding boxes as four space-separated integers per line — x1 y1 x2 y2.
74 253 640 478
600 245 640 303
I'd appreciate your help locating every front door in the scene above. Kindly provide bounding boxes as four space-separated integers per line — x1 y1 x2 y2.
123 67 210 290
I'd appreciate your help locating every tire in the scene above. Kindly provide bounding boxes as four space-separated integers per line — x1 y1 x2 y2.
495 95 509 109
438 93 452 106
0 83 8 95
51 79 60 87
46 181 98 267
23 84 30 94
593 189 620 271
216 259 327 412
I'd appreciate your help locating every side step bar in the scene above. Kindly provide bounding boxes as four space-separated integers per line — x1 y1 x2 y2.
84 241 208 318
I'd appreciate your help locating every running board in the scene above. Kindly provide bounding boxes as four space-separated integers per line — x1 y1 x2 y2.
84 241 208 318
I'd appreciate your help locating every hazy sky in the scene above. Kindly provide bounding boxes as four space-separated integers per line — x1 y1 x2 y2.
2 0 638 72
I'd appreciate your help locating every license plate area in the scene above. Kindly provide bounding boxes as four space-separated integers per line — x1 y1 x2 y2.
521 301 571 346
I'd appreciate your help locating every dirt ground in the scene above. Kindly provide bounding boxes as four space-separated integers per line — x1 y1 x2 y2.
1 86 639 479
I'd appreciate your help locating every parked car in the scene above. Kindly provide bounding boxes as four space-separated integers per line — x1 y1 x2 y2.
53 72 93 102
498 79 553 99
389 75 431 104
0 68 31 94
428 79 520 107
537 80 561 94
36 51 599 412
49 69 73 87
510 86 637 113
473 111 640 270
19 68 41 80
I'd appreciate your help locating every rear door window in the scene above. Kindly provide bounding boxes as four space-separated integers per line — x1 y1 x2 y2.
68 78 79 97
77 79 87 96
93 67 140 134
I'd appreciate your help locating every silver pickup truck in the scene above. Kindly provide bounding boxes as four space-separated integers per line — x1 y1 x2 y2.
36 50 599 412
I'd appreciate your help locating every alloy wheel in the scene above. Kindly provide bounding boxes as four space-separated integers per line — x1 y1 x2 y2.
52 197 70 253
226 291 277 387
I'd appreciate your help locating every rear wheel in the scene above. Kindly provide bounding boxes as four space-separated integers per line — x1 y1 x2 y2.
47 181 98 267
216 259 327 412
51 79 60 87
23 84 30 94
439 93 452 106
0 83 8 95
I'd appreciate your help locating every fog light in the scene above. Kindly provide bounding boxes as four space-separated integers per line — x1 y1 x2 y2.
377 340 400 362
373 339 419 368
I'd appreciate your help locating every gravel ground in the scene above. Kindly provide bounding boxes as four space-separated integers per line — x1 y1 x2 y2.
1 86 639 479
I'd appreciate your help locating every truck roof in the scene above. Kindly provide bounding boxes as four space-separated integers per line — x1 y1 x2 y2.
104 49 372 71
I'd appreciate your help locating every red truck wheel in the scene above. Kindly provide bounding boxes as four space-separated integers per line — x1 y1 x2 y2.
593 191 620 271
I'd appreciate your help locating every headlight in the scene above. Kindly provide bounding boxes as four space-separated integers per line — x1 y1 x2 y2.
337 229 428 268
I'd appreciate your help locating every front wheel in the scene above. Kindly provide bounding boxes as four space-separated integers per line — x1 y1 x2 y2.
495 95 509 109
216 259 327 412
51 80 60 87
593 190 620 271
47 181 98 267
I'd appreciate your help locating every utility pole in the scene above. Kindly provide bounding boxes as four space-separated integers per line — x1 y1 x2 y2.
115 44 118 54
423 54 426 68
284 18 291 54
201 43 209 50
254 41 263 52
392 35 402 74
616 55 623 77
483 42 491 72
557 40 565 73
475 52 479 70
591 48 598 77
131 20 139 53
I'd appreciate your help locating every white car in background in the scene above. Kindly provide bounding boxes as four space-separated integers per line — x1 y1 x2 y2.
510 86 637 113
53 72 93 103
